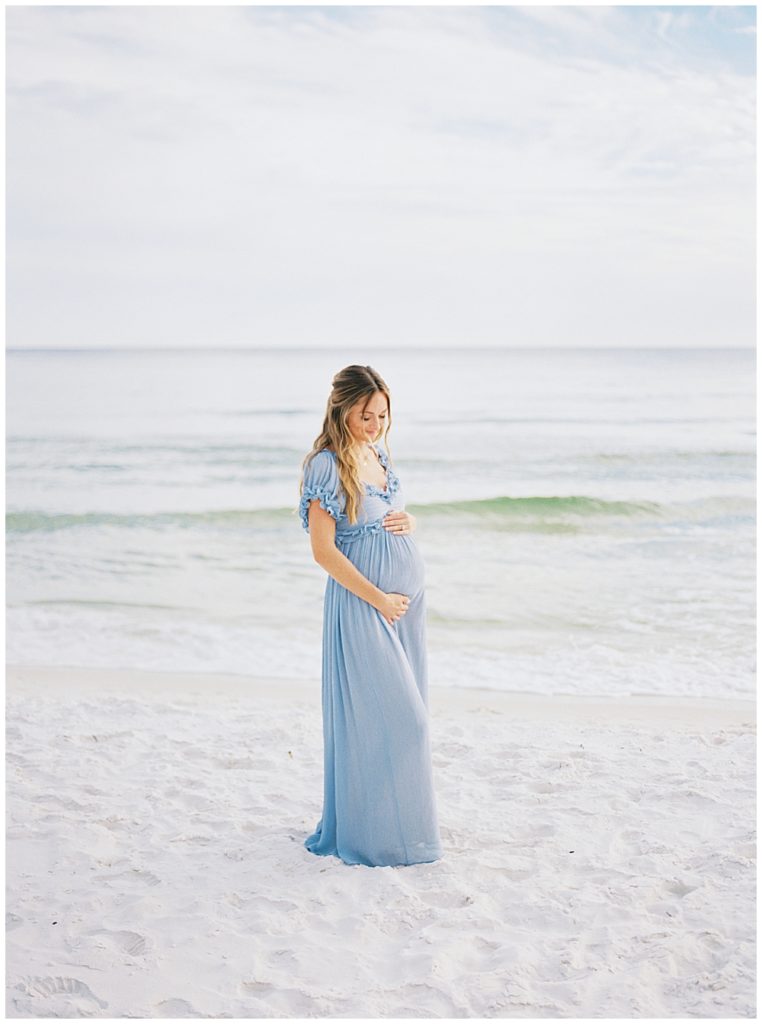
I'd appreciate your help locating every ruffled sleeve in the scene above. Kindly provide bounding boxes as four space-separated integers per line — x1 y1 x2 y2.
299 450 344 532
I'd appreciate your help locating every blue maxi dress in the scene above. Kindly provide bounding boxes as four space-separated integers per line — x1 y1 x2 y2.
299 444 443 868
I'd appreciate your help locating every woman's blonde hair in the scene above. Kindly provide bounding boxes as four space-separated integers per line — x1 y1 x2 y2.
299 364 393 526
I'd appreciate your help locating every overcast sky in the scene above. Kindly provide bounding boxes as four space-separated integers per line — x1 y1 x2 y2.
6 4 756 349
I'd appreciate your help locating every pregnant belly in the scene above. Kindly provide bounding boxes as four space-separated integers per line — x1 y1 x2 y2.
345 530 425 597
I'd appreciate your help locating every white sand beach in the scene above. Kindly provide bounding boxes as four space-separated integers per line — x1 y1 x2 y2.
6 664 756 1018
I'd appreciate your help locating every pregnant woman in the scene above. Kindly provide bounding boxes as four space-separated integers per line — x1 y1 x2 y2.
298 364 443 868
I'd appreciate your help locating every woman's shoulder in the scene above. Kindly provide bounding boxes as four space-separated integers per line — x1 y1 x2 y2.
306 446 336 464
303 447 339 483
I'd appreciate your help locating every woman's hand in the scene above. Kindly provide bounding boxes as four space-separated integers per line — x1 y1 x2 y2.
376 592 410 624
383 510 416 534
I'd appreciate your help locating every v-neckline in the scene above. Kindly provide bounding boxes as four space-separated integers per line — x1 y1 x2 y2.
326 444 390 495
362 444 389 495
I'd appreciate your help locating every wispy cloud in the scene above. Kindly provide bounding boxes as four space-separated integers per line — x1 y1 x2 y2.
6 5 756 347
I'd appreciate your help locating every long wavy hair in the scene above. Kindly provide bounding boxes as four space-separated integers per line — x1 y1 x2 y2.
299 365 393 526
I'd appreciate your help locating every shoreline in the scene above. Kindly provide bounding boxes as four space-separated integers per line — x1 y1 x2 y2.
7 662 755 729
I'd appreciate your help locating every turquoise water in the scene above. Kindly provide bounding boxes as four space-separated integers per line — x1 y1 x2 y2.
6 346 755 698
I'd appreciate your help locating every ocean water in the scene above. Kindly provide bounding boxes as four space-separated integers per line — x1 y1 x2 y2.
6 346 755 700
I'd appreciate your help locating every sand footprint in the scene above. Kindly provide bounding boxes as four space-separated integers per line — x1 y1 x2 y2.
663 877 701 898
85 927 152 957
10 975 108 1014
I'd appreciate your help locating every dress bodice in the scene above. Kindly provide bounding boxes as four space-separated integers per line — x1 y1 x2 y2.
299 444 404 545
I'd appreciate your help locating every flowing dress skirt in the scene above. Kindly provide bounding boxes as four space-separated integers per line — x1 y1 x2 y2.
305 527 443 867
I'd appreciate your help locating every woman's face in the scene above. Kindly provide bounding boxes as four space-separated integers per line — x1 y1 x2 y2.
347 392 389 445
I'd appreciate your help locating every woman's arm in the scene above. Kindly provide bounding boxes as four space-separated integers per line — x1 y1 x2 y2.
307 502 386 610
